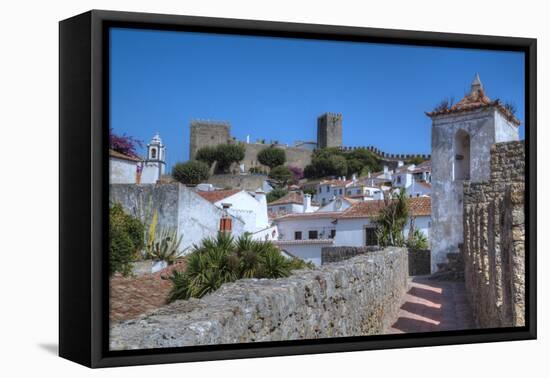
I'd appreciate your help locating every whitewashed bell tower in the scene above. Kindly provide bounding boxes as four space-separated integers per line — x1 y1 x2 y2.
142 133 166 183
428 74 520 273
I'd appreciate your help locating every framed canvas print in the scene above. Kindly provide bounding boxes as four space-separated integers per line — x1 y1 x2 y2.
59 10 537 368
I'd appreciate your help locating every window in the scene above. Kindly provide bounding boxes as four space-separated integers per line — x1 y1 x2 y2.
396 176 401 184
150 148 157 159
329 229 336 239
357 189 361 195
318 187 322 194
326 186 330 193
339 189 343 195
308 230 318 240
454 129 471 181
333 189 337 195
294 231 302 240
365 227 377 246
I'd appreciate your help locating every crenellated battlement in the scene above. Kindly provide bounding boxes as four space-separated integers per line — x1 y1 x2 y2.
338 145 430 161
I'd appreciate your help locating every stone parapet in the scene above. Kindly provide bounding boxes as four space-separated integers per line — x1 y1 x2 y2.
110 247 408 350
463 141 525 328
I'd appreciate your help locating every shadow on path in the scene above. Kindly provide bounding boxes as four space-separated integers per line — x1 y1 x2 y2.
386 276 475 334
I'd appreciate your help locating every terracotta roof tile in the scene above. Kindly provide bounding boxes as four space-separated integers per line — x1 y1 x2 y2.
338 197 431 219
427 86 520 126
109 149 142 162
197 189 241 203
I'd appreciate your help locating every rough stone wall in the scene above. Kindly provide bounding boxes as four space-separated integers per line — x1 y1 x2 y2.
207 173 268 191
408 249 431 276
321 246 383 264
317 113 343 149
463 141 525 328
189 121 231 159
110 248 408 350
243 143 313 171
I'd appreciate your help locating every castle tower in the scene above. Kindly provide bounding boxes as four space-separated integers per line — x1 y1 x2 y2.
143 133 166 183
317 113 343 149
427 74 520 272
189 120 231 159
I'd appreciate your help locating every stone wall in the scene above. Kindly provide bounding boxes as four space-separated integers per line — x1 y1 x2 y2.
322 246 430 276
207 173 269 191
463 141 525 328
110 247 408 350
321 246 383 264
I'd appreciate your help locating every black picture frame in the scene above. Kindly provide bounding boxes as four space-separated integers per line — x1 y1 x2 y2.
59 9 537 368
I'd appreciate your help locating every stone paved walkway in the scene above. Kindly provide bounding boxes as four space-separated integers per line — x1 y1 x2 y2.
387 276 476 334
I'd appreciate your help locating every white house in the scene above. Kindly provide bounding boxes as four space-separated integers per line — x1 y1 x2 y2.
317 197 357 212
197 188 277 240
109 133 166 184
268 192 319 216
273 197 432 266
313 177 353 206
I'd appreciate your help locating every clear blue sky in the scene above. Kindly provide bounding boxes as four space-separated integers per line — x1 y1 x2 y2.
110 27 525 171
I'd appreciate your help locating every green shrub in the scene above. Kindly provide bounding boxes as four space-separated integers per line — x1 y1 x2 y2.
166 233 312 302
304 147 381 179
268 165 293 188
266 188 288 203
257 147 286 168
374 189 409 247
215 143 246 172
146 227 183 264
406 228 429 249
109 203 145 276
195 146 218 166
172 160 210 185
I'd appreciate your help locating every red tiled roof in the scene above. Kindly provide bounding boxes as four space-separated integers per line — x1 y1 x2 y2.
338 197 431 219
109 149 142 162
268 191 303 206
197 189 241 203
427 85 520 126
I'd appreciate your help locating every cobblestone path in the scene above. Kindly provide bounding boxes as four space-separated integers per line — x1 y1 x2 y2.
386 276 476 334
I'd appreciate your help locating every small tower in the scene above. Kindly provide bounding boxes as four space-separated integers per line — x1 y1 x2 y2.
427 74 520 273
143 133 166 183
317 113 343 149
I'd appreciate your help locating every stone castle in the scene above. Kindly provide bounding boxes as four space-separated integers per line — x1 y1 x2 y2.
189 112 429 172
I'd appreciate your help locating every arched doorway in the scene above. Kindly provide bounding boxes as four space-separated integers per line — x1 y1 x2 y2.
454 129 471 181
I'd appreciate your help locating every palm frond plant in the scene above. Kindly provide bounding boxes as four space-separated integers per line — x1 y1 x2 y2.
166 233 312 303
374 188 409 247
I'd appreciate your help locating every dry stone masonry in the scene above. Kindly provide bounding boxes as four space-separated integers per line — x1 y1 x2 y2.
110 247 408 350
463 141 525 328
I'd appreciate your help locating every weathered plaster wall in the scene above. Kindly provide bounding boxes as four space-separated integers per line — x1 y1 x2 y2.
109 158 137 184
463 141 525 328
109 183 245 255
430 107 519 272
110 247 408 350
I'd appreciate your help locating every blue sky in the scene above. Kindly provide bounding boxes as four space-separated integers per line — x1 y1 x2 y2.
110 28 525 171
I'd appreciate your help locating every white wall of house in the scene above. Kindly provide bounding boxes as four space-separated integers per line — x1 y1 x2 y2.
268 203 303 214
140 161 163 184
276 217 337 241
333 218 376 246
109 158 137 184
275 241 334 266
214 190 269 232
250 225 279 241
405 181 432 198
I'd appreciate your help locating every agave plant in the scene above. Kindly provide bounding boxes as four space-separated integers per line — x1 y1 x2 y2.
146 227 183 264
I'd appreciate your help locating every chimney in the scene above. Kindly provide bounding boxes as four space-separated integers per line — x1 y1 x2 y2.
303 193 312 213
219 203 233 233
383 165 389 174
352 173 357 184
397 160 404 167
